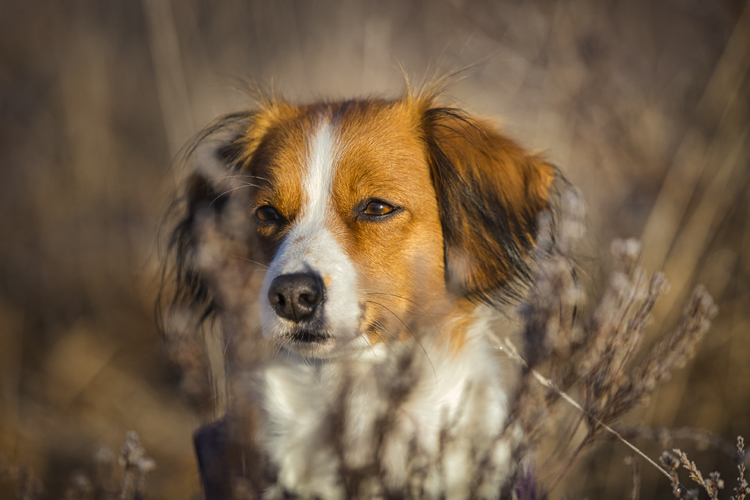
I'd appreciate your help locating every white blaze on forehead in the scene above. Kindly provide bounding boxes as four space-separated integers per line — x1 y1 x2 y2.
260 118 364 348
304 119 336 219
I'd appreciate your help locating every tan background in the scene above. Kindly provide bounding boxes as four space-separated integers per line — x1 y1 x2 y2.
1 0 749 498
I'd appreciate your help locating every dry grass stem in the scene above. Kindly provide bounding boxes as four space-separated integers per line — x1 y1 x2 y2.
626 456 641 500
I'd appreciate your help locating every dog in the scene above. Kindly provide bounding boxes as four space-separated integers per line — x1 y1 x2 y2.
166 89 557 499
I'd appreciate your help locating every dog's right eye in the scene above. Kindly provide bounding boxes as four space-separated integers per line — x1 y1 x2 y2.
256 205 281 222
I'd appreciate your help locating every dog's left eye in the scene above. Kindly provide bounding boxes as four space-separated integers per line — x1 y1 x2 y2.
256 205 281 222
363 200 395 216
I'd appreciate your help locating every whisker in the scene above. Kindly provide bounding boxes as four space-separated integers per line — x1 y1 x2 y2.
364 291 444 337
366 300 436 382
230 255 270 269
365 320 396 356
210 183 264 206
213 174 270 182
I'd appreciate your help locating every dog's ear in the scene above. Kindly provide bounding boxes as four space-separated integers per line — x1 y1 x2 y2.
161 112 258 327
183 111 261 218
422 107 555 303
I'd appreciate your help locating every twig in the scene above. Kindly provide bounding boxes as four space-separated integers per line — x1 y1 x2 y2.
494 336 688 493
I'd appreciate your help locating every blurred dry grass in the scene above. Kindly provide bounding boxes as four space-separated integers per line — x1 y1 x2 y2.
1 0 748 498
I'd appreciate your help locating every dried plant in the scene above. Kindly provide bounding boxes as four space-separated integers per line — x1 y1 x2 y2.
0 457 44 500
611 426 740 460
488 189 720 497
3 433 156 500
117 431 156 500
733 437 749 500
62 471 93 500
657 436 749 500
625 455 641 500
2 1 747 498
0 181 732 500
676 449 725 500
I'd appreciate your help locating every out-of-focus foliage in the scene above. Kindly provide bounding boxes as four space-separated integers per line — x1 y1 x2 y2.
0 0 748 498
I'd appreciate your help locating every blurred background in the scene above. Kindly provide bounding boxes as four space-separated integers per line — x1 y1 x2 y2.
0 0 748 498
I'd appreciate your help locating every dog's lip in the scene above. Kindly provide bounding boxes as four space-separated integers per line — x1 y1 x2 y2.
287 330 331 344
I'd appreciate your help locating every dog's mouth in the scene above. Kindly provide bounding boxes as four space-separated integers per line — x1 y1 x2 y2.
276 329 336 358
288 330 331 344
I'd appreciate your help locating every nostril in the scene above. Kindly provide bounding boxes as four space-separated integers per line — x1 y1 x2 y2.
298 292 318 307
268 273 325 322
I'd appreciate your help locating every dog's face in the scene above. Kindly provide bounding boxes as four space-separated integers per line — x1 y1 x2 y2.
178 96 555 358
247 101 446 357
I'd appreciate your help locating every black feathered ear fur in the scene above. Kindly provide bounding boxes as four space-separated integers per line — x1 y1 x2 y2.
159 111 257 330
422 107 555 304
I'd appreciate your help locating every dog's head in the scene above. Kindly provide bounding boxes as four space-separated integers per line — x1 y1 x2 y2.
168 95 555 358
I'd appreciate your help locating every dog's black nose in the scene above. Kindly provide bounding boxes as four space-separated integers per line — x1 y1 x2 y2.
268 273 324 322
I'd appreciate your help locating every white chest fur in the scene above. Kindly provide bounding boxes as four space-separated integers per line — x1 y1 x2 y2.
257 318 518 500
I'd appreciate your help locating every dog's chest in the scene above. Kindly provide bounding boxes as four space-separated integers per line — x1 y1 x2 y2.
257 334 516 499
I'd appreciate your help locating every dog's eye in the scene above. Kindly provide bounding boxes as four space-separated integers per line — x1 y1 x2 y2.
256 205 281 222
364 201 395 216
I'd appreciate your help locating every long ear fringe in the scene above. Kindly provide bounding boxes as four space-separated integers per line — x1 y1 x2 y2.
422 105 559 306
157 111 256 336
